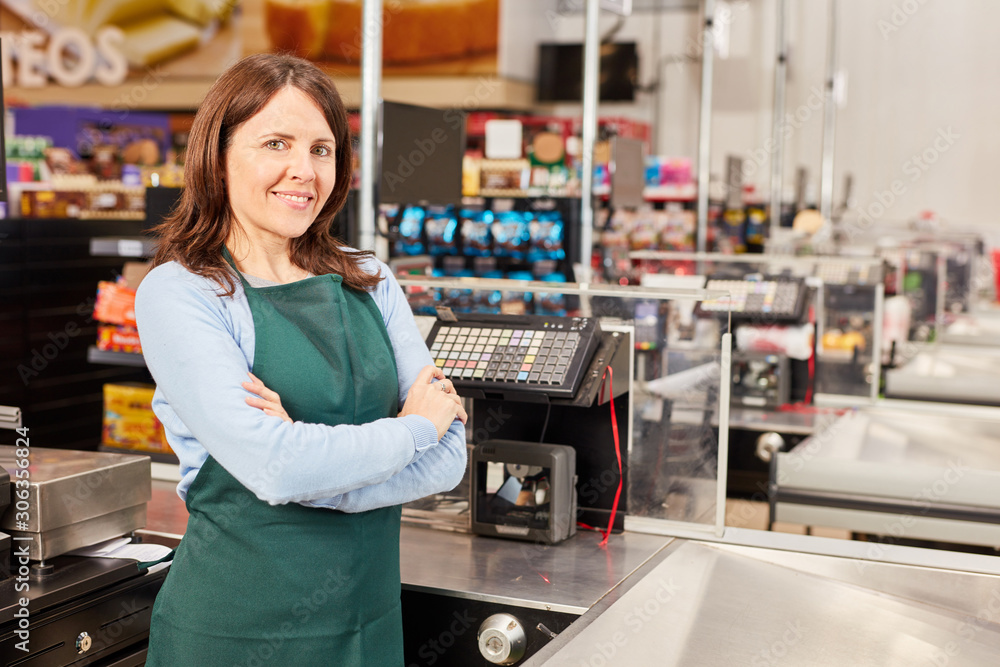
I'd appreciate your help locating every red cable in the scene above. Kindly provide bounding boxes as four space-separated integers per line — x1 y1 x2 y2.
599 365 622 548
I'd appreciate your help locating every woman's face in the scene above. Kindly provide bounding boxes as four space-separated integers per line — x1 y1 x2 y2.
225 86 336 249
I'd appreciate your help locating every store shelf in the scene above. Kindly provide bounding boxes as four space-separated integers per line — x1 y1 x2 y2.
89 236 156 258
595 183 697 203
9 76 538 112
88 346 147 367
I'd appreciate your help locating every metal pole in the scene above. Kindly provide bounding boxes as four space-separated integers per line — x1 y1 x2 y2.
819 0 838 227
769 0 788 248
579 0 601 283
696 0 716 254
359 0 383 252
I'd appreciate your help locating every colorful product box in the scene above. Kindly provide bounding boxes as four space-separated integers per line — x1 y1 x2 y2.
97 324 143 354
102 383 172 455
93 280 138 327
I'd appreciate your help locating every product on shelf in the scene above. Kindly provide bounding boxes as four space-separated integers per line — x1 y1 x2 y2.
94 280 139 328
462 154 482 197
460 209 494 257
395 205 426 256
97 324 143 354
425 207 460 256
491 211 531 260
93 262 151 354
528 211 566 263
102 383 172 455
479 159 530 196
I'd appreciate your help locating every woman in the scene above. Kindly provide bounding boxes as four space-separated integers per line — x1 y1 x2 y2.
135 53 467 666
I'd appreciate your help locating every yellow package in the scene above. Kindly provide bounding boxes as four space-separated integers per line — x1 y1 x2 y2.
102 383 173 455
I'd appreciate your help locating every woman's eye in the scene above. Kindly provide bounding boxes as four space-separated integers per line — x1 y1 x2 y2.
313 145 333 157
265 139 286 150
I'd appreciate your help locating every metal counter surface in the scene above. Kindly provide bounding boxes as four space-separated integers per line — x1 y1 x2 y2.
885 344 1000 405
942 312 1000 346
527 540 1000 666
145 483 673 615
772 405 1000 546
776 406 1000 504
399 526 673 615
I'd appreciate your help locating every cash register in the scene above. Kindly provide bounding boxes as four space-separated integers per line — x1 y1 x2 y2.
425 312 631 540
0 413 166 666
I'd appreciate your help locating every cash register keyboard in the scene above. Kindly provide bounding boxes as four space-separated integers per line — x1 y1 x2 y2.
814 262 879 285
426 314 601 398
699 279 806 321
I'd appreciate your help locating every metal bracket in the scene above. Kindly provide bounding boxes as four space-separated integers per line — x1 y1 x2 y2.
0 406 22 430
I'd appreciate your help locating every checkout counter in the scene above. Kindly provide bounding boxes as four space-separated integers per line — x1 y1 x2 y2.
5 275 1000 665
388 277 1000 665
0 435 167 665
629 251 885 496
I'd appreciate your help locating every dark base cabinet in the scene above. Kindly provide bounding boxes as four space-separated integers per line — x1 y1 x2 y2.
0 218 152 450
0 557 166 666
401 589 577 667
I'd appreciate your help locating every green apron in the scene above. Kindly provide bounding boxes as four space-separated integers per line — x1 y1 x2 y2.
146 254 403 666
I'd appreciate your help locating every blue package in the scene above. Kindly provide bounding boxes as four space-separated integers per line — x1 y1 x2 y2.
426 207 459 256
528 211 566 263
536 272 567 316
461 209 494 257
395 206 425 256
491 212 531 260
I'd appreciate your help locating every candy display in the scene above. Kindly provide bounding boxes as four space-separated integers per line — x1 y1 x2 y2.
528 211 566 263
461 209 495 257
491 211 531 260
102 383 172 455
425 207 460 256
396 205 426 256
97 325 143 354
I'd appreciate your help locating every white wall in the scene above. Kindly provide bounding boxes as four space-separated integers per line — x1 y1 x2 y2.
525 0 1000 231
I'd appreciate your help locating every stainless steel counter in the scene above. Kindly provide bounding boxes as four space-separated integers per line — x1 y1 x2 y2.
400 526 673 615
773 404 1000 546
885 344 1000 405
942 312 1000 346
145 483 673 616
527 540 1000 666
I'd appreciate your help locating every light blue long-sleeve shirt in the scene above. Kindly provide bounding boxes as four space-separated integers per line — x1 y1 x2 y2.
134 256 466 512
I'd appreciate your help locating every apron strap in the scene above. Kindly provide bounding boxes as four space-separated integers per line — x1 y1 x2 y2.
221 247 251 289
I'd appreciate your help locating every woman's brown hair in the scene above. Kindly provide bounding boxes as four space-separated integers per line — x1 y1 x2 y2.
151 53 381 294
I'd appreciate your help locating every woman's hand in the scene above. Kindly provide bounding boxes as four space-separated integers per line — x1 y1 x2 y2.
242 372 293 423
399 365 467 440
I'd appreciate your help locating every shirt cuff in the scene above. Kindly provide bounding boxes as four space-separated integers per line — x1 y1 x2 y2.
398 414 439 453
300 494 344 510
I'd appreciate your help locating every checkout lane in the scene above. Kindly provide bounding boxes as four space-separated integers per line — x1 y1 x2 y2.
7 264 1000 665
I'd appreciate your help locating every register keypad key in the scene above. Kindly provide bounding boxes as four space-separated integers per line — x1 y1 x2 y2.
426 314 601 399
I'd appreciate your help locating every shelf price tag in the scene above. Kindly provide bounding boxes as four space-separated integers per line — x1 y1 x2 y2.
117 240 144 257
